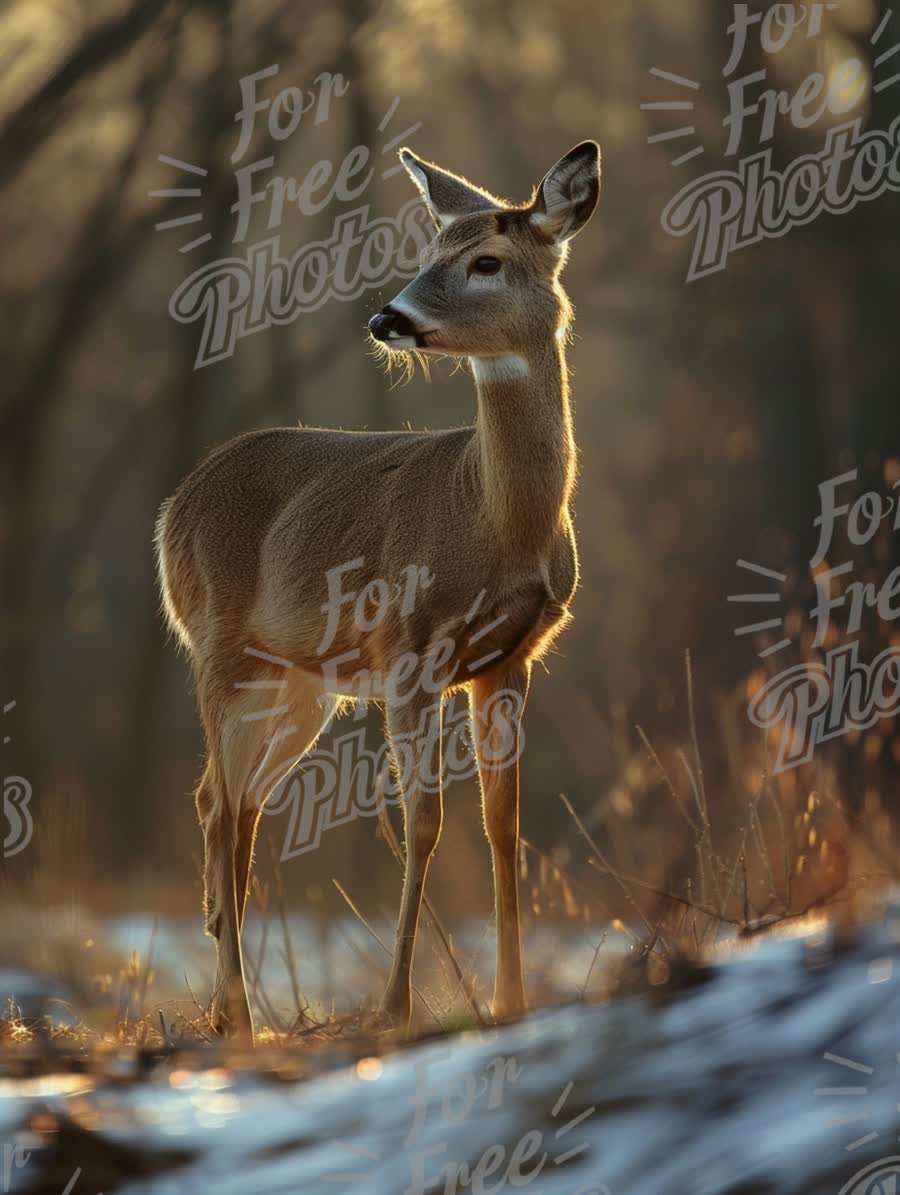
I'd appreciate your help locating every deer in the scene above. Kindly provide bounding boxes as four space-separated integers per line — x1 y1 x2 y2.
156 139 601 1037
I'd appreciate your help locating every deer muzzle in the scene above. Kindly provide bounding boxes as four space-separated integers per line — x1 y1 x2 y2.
367 305 419 343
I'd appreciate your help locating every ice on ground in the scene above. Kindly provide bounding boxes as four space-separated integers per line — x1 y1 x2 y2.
3 913 900 1194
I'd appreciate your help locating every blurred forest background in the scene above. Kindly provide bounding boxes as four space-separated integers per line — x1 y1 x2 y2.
2 0 900 952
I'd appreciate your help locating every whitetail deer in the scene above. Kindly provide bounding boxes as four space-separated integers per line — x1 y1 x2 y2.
156 140 601 1036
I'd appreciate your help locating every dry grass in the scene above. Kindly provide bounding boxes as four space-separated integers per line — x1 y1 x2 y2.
3 655 898 1073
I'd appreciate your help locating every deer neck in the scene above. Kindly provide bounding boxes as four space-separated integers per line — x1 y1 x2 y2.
470 339 575 554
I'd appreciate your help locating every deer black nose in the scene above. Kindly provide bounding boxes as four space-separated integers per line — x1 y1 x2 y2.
368 305 416 341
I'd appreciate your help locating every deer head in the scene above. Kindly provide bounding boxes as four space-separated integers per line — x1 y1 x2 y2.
368 141 602 360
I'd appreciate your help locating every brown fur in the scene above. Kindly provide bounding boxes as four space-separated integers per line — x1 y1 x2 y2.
156 141 601 1035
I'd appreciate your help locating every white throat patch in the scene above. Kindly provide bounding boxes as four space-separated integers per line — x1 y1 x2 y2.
471 355 530 386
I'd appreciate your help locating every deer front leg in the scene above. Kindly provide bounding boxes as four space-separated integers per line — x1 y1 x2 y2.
379 694 444 1030
469 661 530 1020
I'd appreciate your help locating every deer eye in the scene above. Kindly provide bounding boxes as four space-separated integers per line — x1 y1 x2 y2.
471 256 502 275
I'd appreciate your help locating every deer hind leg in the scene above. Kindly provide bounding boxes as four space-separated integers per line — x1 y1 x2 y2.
233 678 338 933
469 660 530 1020
379 693 444 1030
196 652 333 1037
195 744 250 1038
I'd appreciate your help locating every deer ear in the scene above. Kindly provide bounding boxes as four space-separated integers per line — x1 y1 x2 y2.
529 141 601 244
399 148 501 232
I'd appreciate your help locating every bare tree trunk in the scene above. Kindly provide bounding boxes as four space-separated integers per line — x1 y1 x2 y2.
0 4 185 810
113 0 239 867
